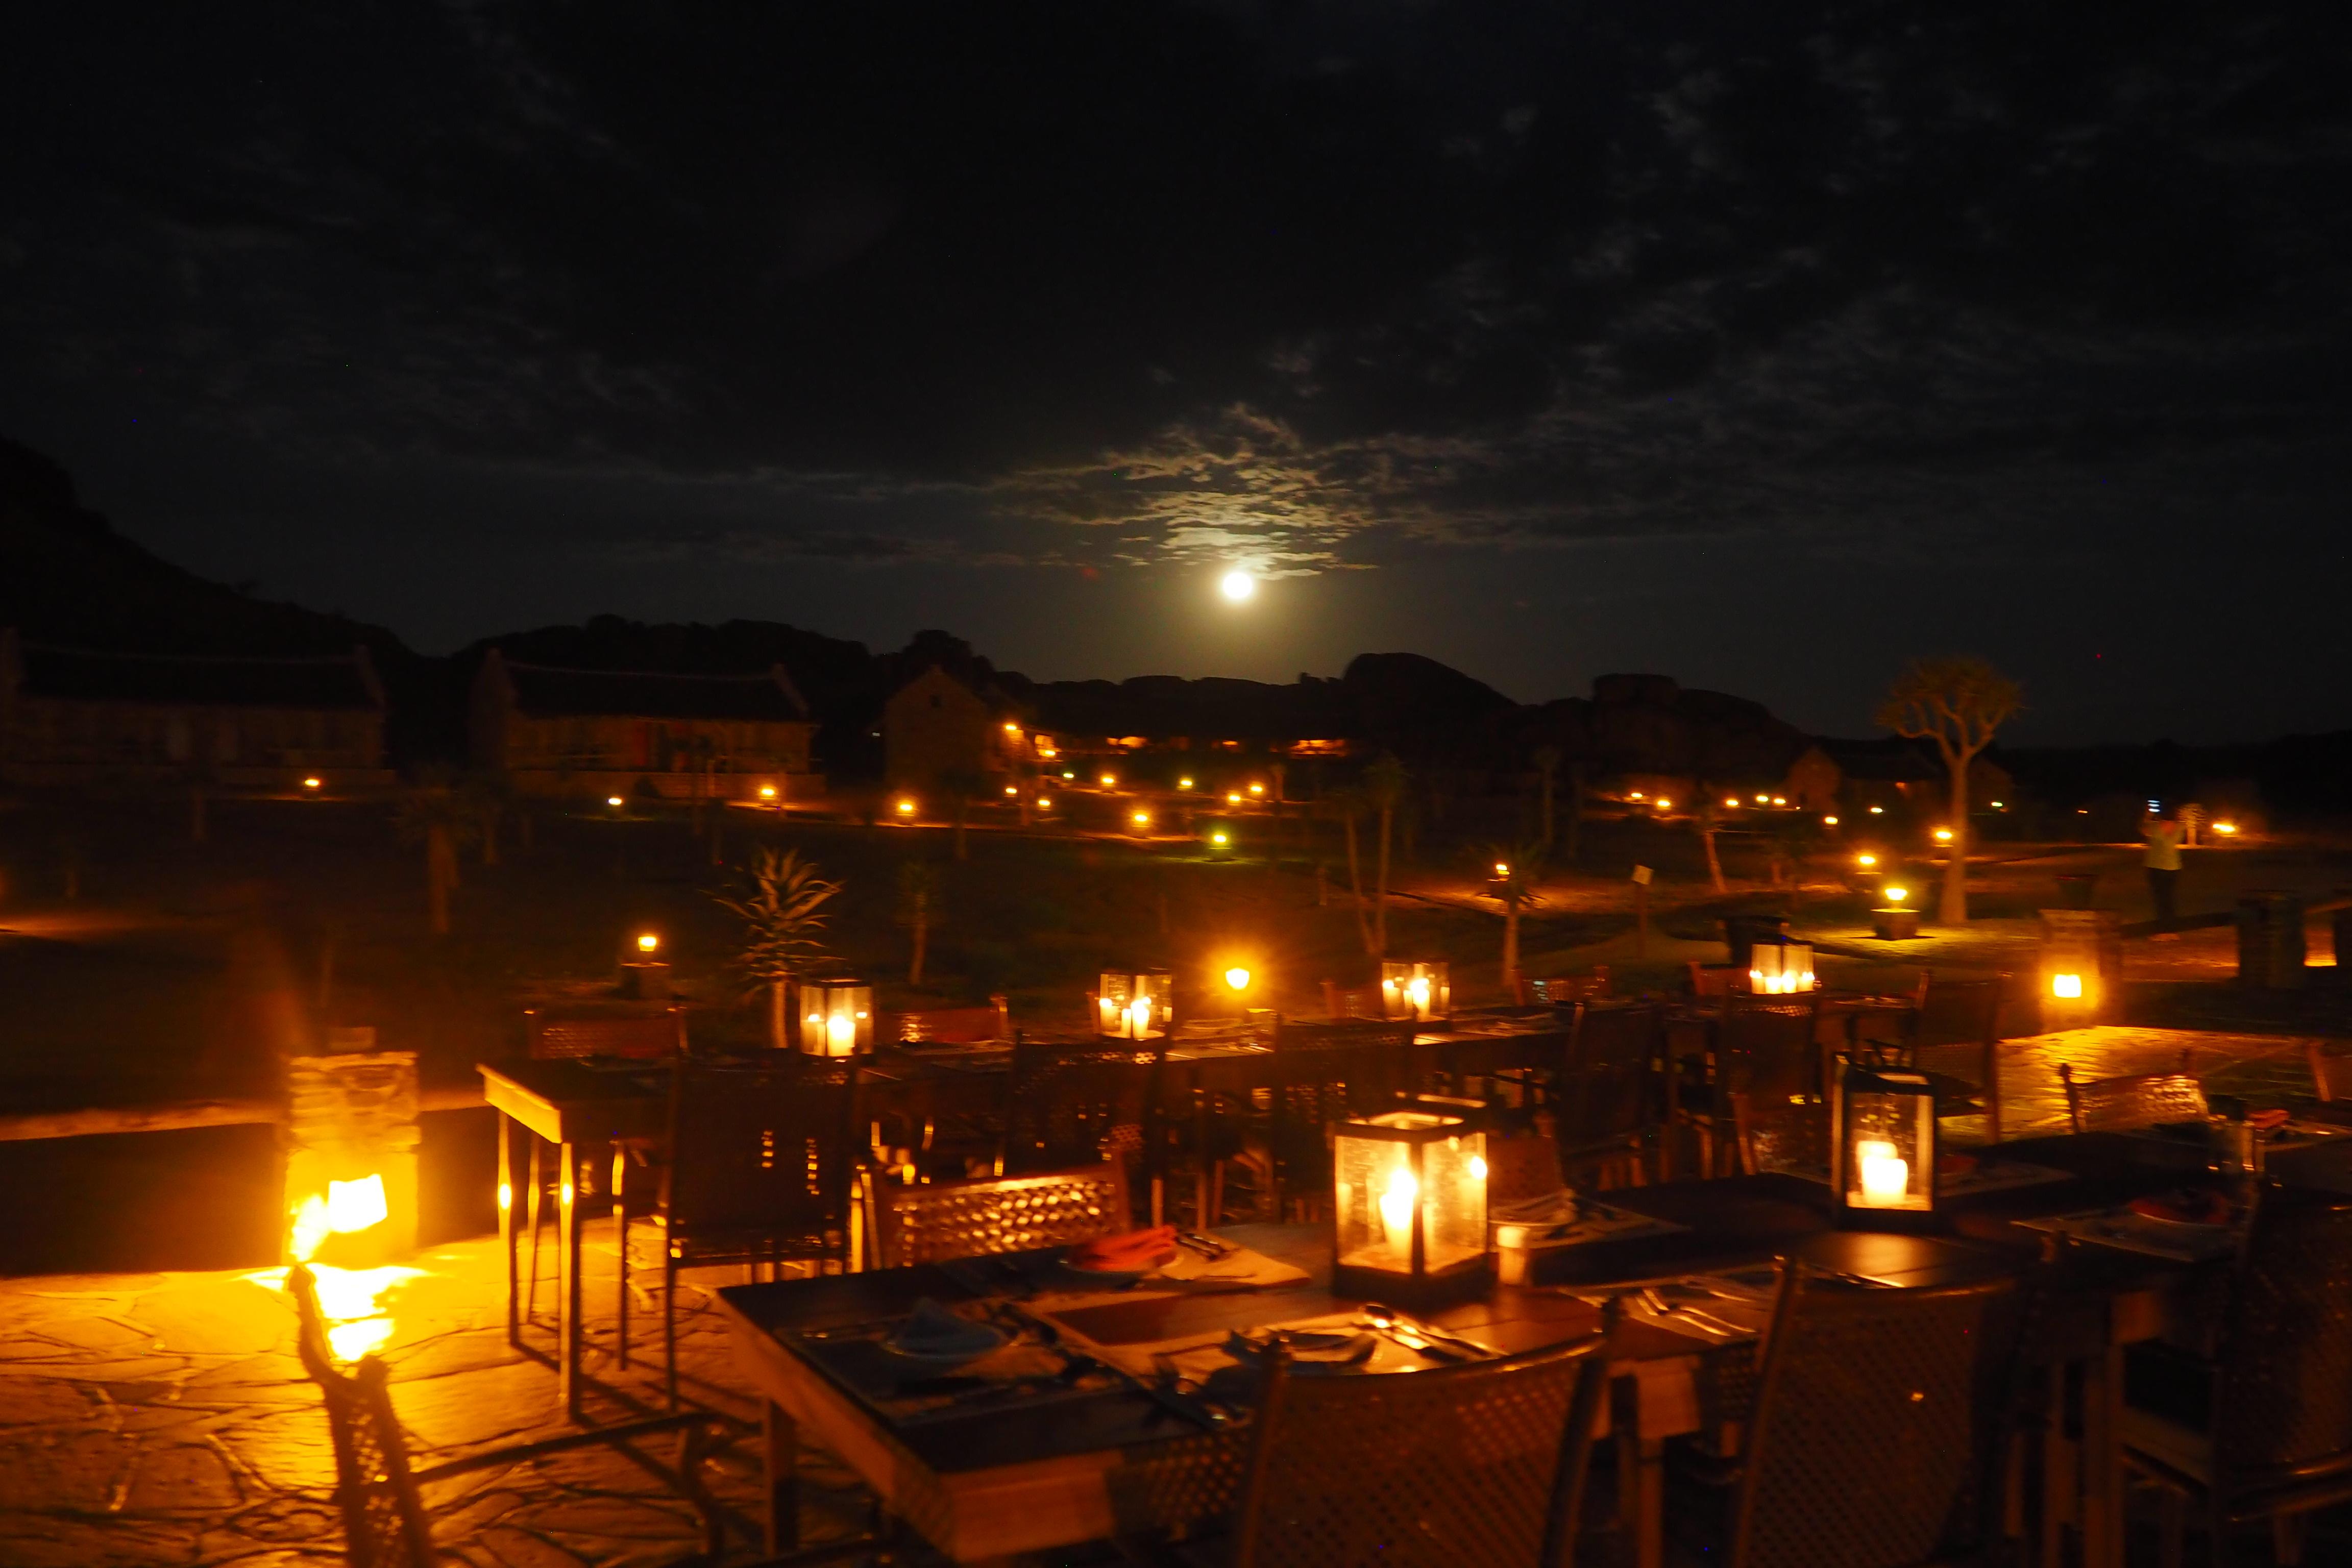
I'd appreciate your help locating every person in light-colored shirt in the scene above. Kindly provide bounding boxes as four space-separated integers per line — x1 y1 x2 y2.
2143 815 2183 932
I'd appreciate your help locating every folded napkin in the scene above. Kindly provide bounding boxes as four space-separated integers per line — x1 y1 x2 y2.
1066 1225 1180 1275
1147 1238 1312 1290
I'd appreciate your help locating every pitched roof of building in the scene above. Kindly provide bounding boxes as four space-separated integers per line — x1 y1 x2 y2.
500 658 808 721
10 639 382 709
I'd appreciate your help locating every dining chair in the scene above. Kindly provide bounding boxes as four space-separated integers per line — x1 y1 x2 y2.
1688 962 1746 999
1000 1037 1160 1181
287 1265 723 1568
1522 967 1611 1006
1907 973 2009 1142
648 1058 859 1406
1672 1268 2024 1568
1672 997 1823 1177
2119 1186 2352 1566
2058 1050 2205 1134
867 1163 1128 1268
1553 1000 1661 1187
2302 1041 2352 1102
889 995 1010 1045
1263 1018 1416 1219
1230 1331 1612 1568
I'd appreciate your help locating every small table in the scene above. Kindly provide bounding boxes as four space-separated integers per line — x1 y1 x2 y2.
478 1058 667 1419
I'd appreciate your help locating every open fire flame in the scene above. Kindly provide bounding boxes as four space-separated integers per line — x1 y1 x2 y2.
245 1172 422 1361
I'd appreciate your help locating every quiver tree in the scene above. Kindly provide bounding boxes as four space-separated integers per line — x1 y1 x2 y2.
712 847 843 1049
1876 657 2022 924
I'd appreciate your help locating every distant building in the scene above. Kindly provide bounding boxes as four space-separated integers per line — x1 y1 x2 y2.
471 650 818 802
0 629 389 789
883 666 1031 793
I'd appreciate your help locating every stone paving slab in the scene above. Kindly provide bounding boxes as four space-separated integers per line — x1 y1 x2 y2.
0 1232 891 1567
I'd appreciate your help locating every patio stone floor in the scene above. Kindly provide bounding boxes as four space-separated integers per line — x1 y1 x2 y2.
0 1228 881 1567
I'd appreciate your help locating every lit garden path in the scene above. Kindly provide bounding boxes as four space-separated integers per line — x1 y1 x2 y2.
0 1232 880 1566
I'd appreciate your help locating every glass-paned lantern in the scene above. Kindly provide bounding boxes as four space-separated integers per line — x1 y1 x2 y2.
1332 1111 1490 1306
1831 1055 1938 1218
1096 969 1172 1041
798 978 874 1057
1379 961 1451 1022
1748 939 1817 995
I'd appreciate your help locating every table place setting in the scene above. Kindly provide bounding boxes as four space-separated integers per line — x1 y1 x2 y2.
2017 1185 2247 1263
1570 1268 1780 1345
1490 1190 1690 1282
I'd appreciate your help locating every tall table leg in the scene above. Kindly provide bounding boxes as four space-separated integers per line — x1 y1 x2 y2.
498 1113 519 1347
559 1140 584 1422
765 1400 801 1554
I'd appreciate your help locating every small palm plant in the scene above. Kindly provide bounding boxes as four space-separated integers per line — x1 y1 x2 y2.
712 847 843 1048
1474 841 1547 995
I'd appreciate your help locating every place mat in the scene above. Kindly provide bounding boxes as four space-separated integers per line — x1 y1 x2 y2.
794 1305 1116 1424
1492 1192 1692 1250
2016 1207 2244 1264
1091 1309 1498 1391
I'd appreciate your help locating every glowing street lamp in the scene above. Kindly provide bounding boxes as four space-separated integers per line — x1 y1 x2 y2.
635 932 660 954
1655 798 1673 811
1037 796 1055 812
1223 965 1252 994
1884 885 1908 903
606 795 625 810
894 797 917 818
1100 773 1118 789
1247 782 1265 797
1824 815 1840 826
1130 809 1154 832
758 783 778 801
1856 852 1879 868
2213 821 2240 837
1724 797 1741 809
302 776 323 791
1869 805 1885 815
1933 826 1955 844
1227 791 1243 805
1179 776 1195 790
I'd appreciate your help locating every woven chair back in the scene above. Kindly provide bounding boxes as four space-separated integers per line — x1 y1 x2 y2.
526 1006 685 1060
1003 1040 1160 1174
1717 997 1823 1101
2305 1042 2352 1103
872 1164 1128 1268
1268 1018 1416 1185
1233 1335 1608 1568
1733 1270 2021 1568
1915 974 2003 1050
660 1059 855 1256
288 1266 434 1568
2059 1054 2206 1133
2212 1190 2352 1485
1554 1001 1660 1147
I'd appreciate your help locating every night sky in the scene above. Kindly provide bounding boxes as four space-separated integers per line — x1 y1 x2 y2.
5 4 2348 743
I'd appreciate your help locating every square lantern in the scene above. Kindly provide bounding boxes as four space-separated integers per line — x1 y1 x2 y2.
1096 969 1172 1041
1747 939 1817 995
1830 1054 1938 1220
1379 961 1452 1022
1332 1110 1490 1306
798 978 874 1057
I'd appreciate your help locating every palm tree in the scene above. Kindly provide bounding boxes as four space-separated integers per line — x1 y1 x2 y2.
712 847 843 1049
1531 744 1563 849
1365 754 1407 959
395 771 478 936
1324 785 1375 955
897 860 938 986
1476 842 1547 995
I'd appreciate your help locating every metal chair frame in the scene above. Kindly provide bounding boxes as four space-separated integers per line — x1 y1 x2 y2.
2058 1049 2206 1134
867 1163 1129 1269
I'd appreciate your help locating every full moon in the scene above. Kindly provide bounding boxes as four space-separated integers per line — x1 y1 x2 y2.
1220 570 1255 602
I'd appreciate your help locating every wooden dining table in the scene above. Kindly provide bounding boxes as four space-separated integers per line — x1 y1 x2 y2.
712 1126 2261 1568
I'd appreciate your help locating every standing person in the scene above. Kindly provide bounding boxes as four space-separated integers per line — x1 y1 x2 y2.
2143 812 2184 936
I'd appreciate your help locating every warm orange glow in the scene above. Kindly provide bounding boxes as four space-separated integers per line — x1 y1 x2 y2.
497 1180 513 1211
1655 798 1673 810
1131 810 1153 828
1211 830 1230 845
302 776 322 790
1869 805 1885 815
1885 885 1908 902
2052 973 2084 999
758 783 777 799
1003 721 1019 733
1493 861 1510 877
1004 785 1018 795
1856 852 1878 867
1224 966 1252 991
1221 569 1256 601
1725 797 1740 808
1772 796 1786 806
1037 796 1054 810
1629 791 1645 799
1247 782 1264 796
1226 791 1242 804
1755 794 1768 804
1179 776 1194 790
607 795 624 808
1824 814 1840 826
2214 821 2239 836
1100 773 1117 788
895 798 917 816
1933 827 1954 843
635 932 659 953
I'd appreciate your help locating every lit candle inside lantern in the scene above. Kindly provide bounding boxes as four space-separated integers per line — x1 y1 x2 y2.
1407 975 1431 1015
827 1011 856 1056
2052 973 2084 999
1378 1164 1418 1253
1856 1139 1910 1205
1125 996 1152 1036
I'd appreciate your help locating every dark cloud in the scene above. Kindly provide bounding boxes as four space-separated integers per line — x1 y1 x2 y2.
2 2 2347 737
